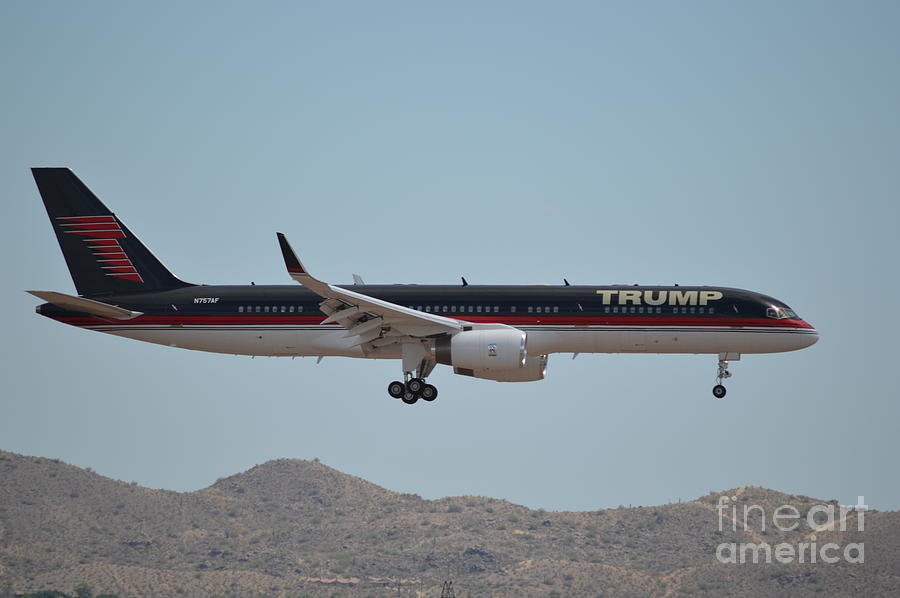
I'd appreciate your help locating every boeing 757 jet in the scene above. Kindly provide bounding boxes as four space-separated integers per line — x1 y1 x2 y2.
28 168 818 404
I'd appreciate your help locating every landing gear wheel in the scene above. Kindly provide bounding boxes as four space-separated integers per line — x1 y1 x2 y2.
388 381 405 399
419 384 438 402
406 378 424 394
401 390 419 404
712 384 727 399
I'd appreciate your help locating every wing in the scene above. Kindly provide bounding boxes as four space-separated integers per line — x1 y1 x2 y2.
276 233 463 348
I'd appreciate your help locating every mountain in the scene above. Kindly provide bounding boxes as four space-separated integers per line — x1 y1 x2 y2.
0 450 896 597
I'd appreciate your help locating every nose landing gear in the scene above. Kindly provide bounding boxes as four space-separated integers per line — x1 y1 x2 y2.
712 353 739 399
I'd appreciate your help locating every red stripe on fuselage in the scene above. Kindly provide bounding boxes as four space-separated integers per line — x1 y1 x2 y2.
49 314 814 329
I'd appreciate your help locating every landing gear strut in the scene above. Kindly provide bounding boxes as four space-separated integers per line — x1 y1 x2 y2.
712 353 738 399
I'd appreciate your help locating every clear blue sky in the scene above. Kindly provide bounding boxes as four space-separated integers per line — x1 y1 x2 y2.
2 1 898 511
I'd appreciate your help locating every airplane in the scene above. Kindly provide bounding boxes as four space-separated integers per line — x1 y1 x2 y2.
28 168 819 404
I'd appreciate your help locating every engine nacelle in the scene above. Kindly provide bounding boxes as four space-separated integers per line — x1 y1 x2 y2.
457 354 549 382
434 328 526 372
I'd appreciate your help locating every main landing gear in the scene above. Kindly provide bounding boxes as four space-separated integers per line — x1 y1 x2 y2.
712 353 739 399
391 344 438 405
388 375 438 405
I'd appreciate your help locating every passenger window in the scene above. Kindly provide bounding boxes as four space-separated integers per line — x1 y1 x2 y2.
613 306 619 313
536 306 542 313
494 306 499 313
255 306 261 313
604 306 610 313
477 306 483 313
264 306 270 313
690 307 696 314
468 306 474 312
709 307 714 314
527 306 532 313
451 306 457 313
553 306 559 313
442 306 448 313
510 306 516 313
238 306 244 313
425 306 431 312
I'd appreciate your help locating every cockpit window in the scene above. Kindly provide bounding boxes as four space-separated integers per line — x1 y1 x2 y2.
766 306 799 319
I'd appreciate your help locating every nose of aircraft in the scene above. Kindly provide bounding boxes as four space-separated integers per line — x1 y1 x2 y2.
801 323 819 348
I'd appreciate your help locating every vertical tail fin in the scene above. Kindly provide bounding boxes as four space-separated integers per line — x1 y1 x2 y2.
32 168 193 297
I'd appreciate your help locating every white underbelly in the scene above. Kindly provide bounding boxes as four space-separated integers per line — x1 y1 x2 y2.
97 326 373 357
522 326 817 355
89 324 815 358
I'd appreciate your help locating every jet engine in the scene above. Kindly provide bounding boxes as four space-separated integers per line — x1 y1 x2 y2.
434 328 525 370
433 328 547 381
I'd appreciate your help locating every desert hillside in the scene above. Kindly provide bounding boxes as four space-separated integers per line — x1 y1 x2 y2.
0 450 896 597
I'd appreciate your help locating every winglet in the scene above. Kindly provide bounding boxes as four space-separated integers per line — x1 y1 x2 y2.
277 232 306 277
276 233 330 294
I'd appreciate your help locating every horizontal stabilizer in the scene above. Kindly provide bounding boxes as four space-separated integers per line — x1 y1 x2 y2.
27 290 143 320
